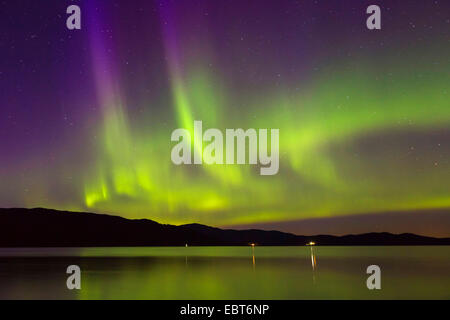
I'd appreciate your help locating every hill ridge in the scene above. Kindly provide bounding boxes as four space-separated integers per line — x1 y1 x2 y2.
0 208 449 247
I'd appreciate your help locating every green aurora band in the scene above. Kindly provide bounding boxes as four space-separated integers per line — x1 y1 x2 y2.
82 54 449 226
2 2 449 229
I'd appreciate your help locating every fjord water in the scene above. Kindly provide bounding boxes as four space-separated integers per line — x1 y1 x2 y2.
0 246 448 299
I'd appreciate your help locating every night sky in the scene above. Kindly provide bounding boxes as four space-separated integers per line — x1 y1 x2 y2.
0 0 449 236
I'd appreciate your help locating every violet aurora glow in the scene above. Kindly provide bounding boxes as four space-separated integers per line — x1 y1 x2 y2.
0 0 448 236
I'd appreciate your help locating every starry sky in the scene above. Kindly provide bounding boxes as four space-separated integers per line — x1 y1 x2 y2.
0 0 449 236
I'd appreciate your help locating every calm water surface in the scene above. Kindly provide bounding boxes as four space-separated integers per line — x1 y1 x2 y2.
0 246 448 299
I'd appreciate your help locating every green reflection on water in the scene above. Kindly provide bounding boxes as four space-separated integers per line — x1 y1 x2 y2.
0 247 449 300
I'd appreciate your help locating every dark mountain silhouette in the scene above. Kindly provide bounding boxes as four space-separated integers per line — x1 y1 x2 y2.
0 208 449 247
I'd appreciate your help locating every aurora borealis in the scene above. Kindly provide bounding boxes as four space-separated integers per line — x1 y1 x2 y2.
0 0 449 235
